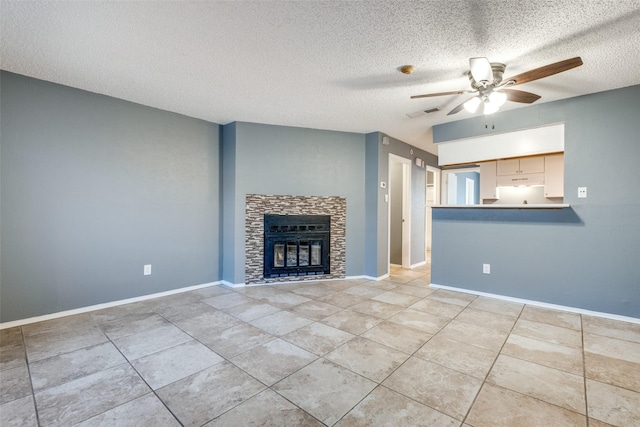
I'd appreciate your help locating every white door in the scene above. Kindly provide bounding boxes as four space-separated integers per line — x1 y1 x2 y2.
389 154 412 269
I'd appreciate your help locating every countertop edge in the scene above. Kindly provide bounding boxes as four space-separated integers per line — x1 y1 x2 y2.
431 204 570 209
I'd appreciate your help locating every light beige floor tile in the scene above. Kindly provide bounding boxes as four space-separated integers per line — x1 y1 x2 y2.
0 328 25 372
202 292 254 310
436 319 508 352
283 322 355 356
99 313 169 340
466 383 586 427
383 356 482 420
336 385 459 427
35 364 150 427
151 299 216 321
584 332 640 364
249 310 314 336
415 334 498 379
29 341 126 392
287 300 343 320
23 325 108 362
325 337 409 382
222 300 280 321
582 316 640 343
388 274 415 284
467 296 524 317
290 284 336 299
520 305 582 331
198 323 275 359
273 358 376 426
0 363 31 404
350 300 404 319
427 289 476 307
585 351 640 393
366 280 399 291
392 284 435 298
259 292 312 309
317 292 368 308
502 333 584 375
112 323 193 360
131 340 224 390
587 379 640 426
204 389 323 426
455 307 516 334
157 361 266 427
512 318 582 349
89 302 156 325
343 284 386 298
320 309 383 335
588 419 616 427
487 354 586 414
231 284 285 299
189 285 233 299
372 291 422 307
22 314 96 338
230 338 317 386
171 310 243 338
74 392 180 426
388 308 449 334
361 321 432 354
408 298 465 318
0 394 37 427
407 276 432 287
321 280 360 292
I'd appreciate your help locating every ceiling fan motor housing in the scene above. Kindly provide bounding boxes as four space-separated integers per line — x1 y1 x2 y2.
469 63 506 90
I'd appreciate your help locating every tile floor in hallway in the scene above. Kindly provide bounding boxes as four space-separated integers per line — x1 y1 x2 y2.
2 264 640 426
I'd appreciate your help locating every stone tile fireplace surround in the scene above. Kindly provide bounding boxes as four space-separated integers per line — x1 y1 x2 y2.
245 194 346 285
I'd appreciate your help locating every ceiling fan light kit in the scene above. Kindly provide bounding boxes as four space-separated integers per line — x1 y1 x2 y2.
412 56 583 116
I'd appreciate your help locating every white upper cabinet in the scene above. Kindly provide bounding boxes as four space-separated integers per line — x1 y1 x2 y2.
544 153 565 198
497 156 545 175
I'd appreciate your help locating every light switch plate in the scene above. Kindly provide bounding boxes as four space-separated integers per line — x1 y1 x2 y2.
144 264 152 275
578 187 587 198
483 264 491 274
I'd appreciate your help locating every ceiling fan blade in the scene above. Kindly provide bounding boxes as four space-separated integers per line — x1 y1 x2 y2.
410 90 473 99
447 96 477 116
469 57 493 83
502 89 541 103
506 57 583 86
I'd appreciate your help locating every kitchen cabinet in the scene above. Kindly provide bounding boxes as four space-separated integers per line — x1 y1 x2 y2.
544 153 564 198
479 161 498 200
497 156 545 175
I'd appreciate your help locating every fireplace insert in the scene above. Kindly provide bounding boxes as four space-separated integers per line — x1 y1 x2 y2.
264 214 330 278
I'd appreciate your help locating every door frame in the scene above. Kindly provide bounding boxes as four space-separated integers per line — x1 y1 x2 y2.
441 167 480 205
388 154 412 269
425 165 440 252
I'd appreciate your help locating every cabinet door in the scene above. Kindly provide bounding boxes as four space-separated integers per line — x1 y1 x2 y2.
520 156 545 174
544 154 564 198
480 161 498 200
496 158 520 175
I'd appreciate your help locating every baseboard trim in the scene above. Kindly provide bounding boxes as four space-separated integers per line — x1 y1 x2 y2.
429 283 640 325
410 260 427 269
0 281 221 329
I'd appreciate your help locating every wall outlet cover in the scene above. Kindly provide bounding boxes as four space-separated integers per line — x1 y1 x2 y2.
144 264 152 275
483 264 491 274
578 187 587 198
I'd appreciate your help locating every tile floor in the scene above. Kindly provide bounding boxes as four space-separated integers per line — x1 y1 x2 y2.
1 264 640 426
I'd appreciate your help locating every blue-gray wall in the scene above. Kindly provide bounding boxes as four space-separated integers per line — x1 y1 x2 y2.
221 122 366 284
455 171 480 205
432 85 640 317
0 71 221 322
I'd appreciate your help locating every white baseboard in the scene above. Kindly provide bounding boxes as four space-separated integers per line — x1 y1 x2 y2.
0 281 221 329
219 280 245 288
410 260 427 269
429 283 640 325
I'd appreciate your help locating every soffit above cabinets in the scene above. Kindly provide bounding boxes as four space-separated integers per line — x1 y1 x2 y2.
437 124 565 166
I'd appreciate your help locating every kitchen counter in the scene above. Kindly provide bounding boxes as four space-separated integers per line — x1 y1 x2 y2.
432 204 570 209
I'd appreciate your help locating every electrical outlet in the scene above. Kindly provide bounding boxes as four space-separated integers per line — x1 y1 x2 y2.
578 187 587 198
144 264 152 275
483 264 491 274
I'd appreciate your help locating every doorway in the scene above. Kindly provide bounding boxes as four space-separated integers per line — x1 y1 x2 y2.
388 154 411 269
441 168 480 205
425 166 440 258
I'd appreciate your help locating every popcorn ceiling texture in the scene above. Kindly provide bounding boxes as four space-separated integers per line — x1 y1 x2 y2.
245 195 346 285
1 1 639 154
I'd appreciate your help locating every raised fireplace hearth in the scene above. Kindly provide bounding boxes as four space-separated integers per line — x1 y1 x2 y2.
264 215 330 278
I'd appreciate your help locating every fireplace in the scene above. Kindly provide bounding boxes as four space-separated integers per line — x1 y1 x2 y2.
264 215 331 278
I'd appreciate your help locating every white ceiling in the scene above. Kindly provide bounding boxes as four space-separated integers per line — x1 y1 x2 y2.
2 1 639 155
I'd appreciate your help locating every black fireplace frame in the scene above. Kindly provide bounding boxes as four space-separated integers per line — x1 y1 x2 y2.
263 214 330 278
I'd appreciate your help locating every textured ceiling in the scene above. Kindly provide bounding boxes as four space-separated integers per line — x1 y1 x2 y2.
1 1 639 154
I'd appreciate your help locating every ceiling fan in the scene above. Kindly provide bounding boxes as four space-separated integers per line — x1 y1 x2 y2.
411 57 583 116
